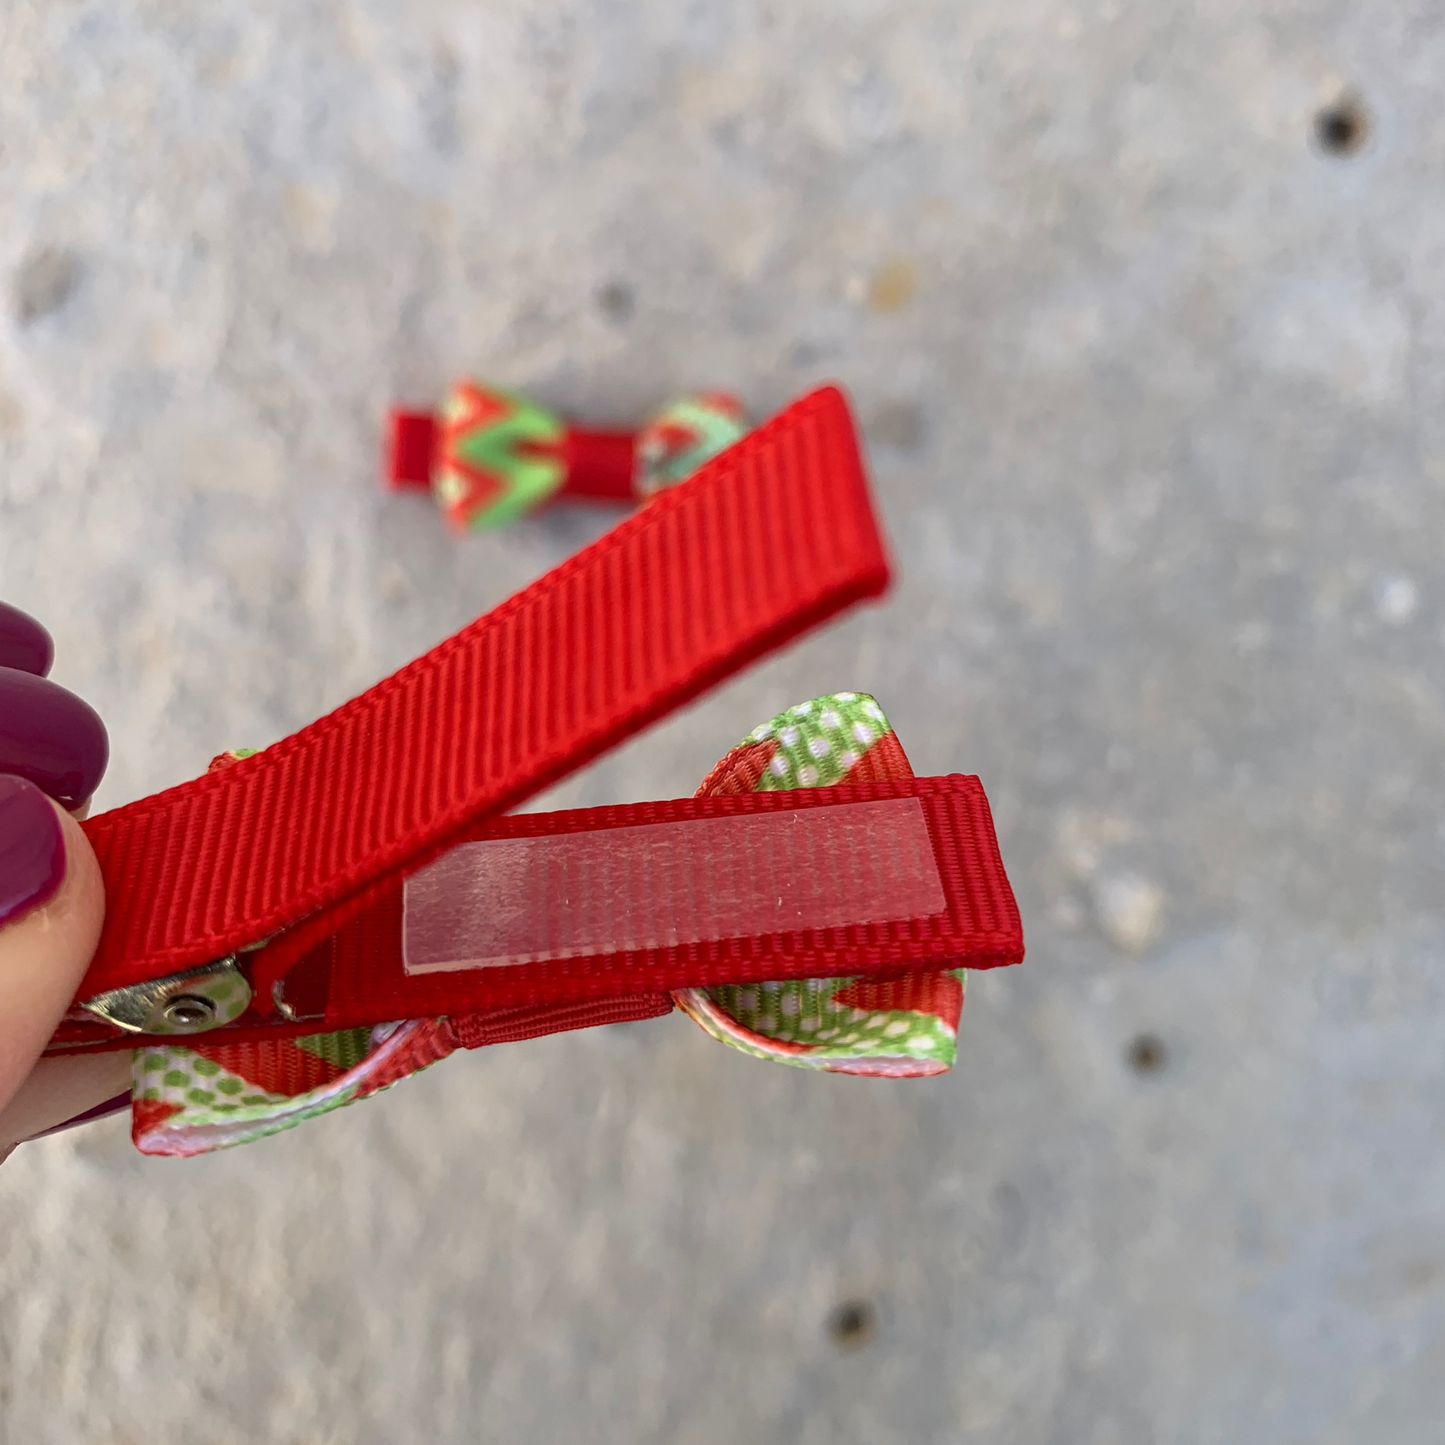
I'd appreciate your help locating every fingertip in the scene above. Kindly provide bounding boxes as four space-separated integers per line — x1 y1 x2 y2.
0 774 66 926
0 799 106 1115
0 669 109 808
0 1051 131 1153
0 602 54 678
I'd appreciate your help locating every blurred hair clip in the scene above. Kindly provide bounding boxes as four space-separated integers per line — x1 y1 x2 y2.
387 381 749 530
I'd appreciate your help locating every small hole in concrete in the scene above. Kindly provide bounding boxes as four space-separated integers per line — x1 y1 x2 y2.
992 1180 1023 1215
869 401 925 452
828 1299 876 1349
12 246 82 326
1128 1033 1167 1075
596 281 635 323
1315 96 1368 156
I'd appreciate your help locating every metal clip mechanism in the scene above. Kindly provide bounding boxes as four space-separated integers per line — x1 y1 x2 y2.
79 956 254 1036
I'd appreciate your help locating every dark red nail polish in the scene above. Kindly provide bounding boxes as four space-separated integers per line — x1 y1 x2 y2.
0 774 66 926
26 1092 131 1142
0 669 109 809
0 603 53 678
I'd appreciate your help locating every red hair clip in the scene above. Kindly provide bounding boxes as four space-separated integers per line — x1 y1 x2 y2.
46 387 1023 1156
387 382 748 529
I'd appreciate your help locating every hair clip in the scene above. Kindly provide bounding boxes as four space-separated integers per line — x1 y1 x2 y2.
387 381 748 530
47 387 1023 1156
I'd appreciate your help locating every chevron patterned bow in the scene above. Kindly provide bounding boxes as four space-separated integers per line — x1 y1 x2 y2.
388 381 748 531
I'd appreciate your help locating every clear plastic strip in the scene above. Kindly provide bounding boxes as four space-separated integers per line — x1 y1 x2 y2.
403 797 945 974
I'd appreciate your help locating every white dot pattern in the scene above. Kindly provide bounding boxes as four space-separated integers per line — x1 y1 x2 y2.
746 692 895 795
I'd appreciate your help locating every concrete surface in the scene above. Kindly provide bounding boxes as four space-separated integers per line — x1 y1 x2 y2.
2 2 1444 1440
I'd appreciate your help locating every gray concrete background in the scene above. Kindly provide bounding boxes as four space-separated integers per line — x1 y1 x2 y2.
2 2 1443 1440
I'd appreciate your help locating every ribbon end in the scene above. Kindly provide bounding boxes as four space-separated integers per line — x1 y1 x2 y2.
386 411 437 491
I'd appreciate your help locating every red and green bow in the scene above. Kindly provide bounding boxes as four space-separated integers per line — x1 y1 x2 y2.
388 381 748 531
132 691 965 1156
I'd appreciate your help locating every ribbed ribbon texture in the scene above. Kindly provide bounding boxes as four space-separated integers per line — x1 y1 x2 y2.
74 387 889 1001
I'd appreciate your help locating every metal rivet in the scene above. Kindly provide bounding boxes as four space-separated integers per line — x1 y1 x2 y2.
80 955 253 1036
161 995 217 1029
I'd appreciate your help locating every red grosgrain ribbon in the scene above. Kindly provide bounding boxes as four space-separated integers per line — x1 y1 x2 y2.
386 382 748 529
263 776 1019 1039
122 687 1016 1156
50 387 891 1051
387 412 437 490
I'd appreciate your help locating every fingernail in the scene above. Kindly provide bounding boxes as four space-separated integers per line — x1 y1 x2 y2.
0 602 54 677
0 668 108 810
0 774 66 927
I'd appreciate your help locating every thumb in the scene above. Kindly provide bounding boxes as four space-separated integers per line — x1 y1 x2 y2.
0 779 117 1150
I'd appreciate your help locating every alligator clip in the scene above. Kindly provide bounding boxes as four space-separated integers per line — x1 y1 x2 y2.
45 387 1023 1155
